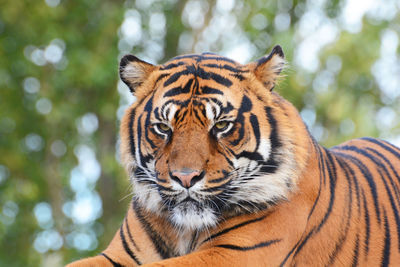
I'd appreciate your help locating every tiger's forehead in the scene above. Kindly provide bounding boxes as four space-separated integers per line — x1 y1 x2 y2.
159 53 249 84
154 53 250 100
149 53 249 125
164 52 243 67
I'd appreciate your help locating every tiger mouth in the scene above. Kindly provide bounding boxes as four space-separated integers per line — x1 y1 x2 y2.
180 196 198 204
169 195 219 230
174 197 203 211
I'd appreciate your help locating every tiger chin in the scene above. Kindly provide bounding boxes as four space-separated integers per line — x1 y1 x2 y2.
67 46 400 267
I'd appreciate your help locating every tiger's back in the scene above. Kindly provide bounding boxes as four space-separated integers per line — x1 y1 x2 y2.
287 137 400 266
67 46 400 267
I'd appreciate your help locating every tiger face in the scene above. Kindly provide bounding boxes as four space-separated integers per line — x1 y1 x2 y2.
119 46 299 231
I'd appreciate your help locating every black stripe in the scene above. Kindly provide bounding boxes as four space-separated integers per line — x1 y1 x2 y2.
351 234 360 267
125 217 140 251
160 104 168 121
203 56 237 64
132 200 175 259
164 106 171 121
201 86 223 95
193 108 206 127
163 69 190 87
208 175 230 184
339 155 361 216
163 78 193 97
202 215 267 244
157 183 174 192
160 61 185 70
381 208 391 267
101 253 125 267
260 107 282 174
291 148 338 260
195 66 232 87
280 141 324 266
189 230 200 252
235 151 264 162
143 95 153 113
136 116 154 168
144 99 157 150
307 142 324 219
315 148 338 233
153 107 162 122
136 114 145 167
163 85 184 97
361 190 371 255
201 186 224 193
162 99 190 107
250 114 260 150
239 95 252 113
163 64 234 88
219 148 235 167
361 137 400 160
193 76 200 95
120 224 142 265
342 146 400 250
129 109 136 158
290 230 314 262
335 151 381 225
203 63 247 74
229 72 245 81
154 73 169 86
326 157 353 266
230 95 252 146
175 109 188 125
217 239 281 251
265 107 282 148
366 147 400 206
221 101 234 114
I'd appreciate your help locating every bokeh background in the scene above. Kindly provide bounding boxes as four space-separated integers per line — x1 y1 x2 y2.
0 0 399 266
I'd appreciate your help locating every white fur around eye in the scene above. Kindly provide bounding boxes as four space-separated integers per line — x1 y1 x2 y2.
153 123 172 137
258 138 271 160
167 105 177 122
205 102 215 121
214 121 234 139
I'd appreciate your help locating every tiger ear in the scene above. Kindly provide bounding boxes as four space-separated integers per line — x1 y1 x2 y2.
250 45 285 91
119 55 156 94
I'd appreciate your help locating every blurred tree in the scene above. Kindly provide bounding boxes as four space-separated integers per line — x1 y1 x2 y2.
0 0 399 266
0 0 127 266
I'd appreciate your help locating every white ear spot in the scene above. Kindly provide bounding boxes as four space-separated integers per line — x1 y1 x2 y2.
123 64 147 81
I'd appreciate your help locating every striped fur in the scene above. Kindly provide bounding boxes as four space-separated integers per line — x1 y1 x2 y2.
67 46 400 267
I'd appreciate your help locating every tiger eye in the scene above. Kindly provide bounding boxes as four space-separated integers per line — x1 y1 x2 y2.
215 121 228 130
158 123 170 132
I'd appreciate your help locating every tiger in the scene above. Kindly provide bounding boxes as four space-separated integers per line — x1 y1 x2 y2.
67 45 400 267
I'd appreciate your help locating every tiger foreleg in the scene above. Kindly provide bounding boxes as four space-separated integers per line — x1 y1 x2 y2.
141 247 257 267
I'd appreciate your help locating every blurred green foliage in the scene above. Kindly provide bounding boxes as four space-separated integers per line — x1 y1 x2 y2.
0 0 399 266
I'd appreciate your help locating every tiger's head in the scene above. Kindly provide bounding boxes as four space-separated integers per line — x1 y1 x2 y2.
119 46 309 231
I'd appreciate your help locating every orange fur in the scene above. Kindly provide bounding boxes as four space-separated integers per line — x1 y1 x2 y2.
67 47 400 267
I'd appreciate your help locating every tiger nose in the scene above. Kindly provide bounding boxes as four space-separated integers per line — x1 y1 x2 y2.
170 169 204 188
